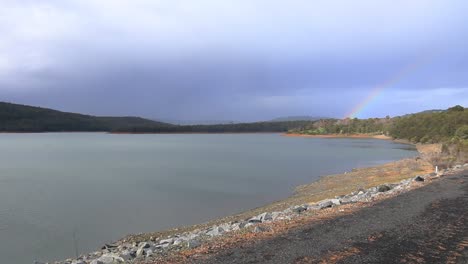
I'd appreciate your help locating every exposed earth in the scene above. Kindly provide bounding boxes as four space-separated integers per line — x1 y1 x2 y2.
183 169 468 264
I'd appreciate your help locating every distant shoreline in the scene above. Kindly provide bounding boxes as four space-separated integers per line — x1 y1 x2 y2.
283 133 393 140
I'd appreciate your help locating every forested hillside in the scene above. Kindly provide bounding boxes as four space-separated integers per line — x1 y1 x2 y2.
111 120 313 133
0 102 172 132
390 105 468 143
289 106 468 144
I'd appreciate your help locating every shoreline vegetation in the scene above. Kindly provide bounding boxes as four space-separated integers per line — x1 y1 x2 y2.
283 133 392 140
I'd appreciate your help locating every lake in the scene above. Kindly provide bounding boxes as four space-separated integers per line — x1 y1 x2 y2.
0 133 417 263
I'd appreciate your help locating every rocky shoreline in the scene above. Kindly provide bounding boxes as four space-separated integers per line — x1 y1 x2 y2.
39 163 468 264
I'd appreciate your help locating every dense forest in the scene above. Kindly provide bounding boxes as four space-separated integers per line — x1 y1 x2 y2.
289 106 468 144
0 102 172 132
110 120 313 133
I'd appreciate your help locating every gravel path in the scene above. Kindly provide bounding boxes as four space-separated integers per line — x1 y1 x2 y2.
190 170 468 264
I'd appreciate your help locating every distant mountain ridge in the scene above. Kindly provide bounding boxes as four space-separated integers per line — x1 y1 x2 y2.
270 116 328 122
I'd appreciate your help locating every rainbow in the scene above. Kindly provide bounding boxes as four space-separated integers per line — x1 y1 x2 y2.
344 55 432 119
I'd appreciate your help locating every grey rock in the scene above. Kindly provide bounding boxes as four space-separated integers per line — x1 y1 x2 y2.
173 238 184 245
119 250 134 261
98 253 125 263
139 242 151 249
271 211 282 220
206 226 225 236
293 205 308 213
90 260 104 264
258 212 273 222
159 238 174 245
136 247 146 257
318 200 334 209
145 249 154 257
188 239 201 249
71 261 86 264
247 216 263 223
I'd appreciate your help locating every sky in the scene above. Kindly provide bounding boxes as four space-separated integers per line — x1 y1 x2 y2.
1 0 468 122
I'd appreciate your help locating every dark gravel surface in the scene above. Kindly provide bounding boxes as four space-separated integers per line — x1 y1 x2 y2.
191 170 468 264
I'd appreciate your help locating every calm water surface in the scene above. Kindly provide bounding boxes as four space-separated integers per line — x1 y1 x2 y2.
0 133 417 263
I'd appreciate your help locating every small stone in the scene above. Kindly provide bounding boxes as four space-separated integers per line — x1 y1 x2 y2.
71 261 86 264
188 239 201 249
90 260 104 264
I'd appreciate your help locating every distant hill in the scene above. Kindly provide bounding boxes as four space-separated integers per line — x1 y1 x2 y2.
0 102 172 132
398 109 444 118
157 119 239 125
270 116 327 122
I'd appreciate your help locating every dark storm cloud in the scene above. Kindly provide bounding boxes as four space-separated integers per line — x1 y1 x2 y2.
1 1 468 120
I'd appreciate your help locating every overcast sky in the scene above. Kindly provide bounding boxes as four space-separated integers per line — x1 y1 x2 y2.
1 1 467 121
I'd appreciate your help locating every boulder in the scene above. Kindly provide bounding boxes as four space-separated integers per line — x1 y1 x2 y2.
90 260 104 264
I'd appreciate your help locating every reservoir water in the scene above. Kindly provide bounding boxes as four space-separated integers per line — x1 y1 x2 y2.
0 133 417 263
